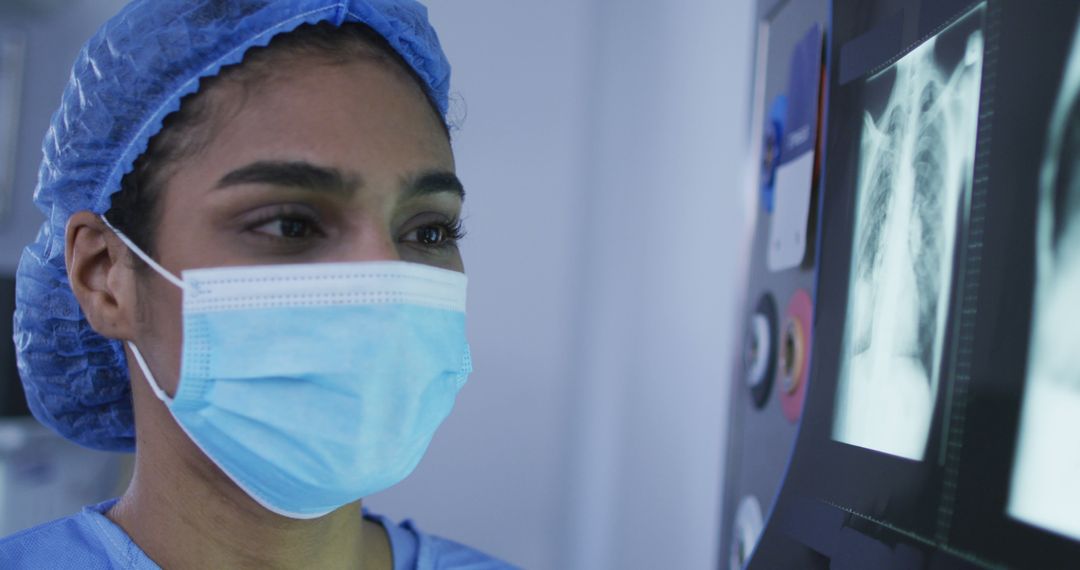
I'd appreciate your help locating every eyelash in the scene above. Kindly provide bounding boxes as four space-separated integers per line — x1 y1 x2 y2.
244 207 466 249
245 206 325 243
403 218 466 251
438 218 467 243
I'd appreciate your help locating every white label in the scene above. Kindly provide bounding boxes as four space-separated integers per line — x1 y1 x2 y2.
767 151 815 272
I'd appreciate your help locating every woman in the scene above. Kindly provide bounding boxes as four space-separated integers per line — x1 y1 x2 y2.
1 1 510 568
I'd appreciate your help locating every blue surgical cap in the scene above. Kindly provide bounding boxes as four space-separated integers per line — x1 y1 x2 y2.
14 0 451 452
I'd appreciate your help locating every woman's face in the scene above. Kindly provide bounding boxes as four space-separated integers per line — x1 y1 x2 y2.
134 56 461 394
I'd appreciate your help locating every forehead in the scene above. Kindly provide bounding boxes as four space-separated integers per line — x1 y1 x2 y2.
196 57 453 172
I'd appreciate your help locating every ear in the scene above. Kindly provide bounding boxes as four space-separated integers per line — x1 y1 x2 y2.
65 211 139 341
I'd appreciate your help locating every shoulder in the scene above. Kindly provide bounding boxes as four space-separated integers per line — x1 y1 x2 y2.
410 525 519 570
0 500 150 569
366 512 519 570
0 511 112 568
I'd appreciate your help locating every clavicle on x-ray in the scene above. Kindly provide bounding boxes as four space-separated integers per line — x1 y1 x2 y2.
833 11 985 461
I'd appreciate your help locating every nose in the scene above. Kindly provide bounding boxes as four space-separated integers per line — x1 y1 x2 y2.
344 220 401 263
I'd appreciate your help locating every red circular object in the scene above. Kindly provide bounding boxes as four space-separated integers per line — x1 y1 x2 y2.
780 289 813 423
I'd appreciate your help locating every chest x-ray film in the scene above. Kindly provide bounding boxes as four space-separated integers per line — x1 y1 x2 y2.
832 7 984 461
1009 16 1080 543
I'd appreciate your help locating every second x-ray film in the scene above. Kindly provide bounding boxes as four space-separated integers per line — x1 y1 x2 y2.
832 6 985 461
1009 14 1080 542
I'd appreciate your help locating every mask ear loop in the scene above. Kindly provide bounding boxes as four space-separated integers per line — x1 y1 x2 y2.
99 215 190 292
99 215 184 404
127 341 174 405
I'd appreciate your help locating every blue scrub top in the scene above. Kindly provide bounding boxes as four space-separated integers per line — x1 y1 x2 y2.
0 500 514 569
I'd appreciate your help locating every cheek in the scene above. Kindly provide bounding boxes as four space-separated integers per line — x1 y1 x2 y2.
133 270 185 387
396 247 465 274
437 254 465 275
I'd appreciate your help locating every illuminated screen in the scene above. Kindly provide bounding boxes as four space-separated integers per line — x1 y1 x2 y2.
832 7 985 460
1009 16 1080 542
747 3 1080 567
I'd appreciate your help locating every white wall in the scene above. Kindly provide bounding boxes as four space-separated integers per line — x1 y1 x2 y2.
560 1 756 568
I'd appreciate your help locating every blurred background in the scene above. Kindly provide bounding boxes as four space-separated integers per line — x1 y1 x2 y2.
0 0 755 568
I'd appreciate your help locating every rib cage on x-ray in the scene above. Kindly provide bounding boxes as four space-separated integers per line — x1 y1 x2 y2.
833 18 984 461
856 73 948 380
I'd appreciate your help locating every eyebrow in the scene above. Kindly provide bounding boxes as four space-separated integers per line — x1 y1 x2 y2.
405 171 466 202
215 161 357 196
214 161 464 201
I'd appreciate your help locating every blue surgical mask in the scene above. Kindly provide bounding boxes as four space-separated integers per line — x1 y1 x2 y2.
103 217 472 519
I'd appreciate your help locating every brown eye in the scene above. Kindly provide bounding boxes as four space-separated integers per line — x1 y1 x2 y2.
252 216 317 239
400 218 465 249
417 225 445 245
279 218 311 238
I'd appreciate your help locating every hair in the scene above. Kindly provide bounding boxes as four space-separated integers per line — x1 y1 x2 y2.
104 22 449 259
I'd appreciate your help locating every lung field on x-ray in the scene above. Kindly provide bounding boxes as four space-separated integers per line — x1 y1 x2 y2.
911 80 950 374
854 91 946 375
833 7 984 461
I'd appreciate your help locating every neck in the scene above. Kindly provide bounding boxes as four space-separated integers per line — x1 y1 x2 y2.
108 395 383 569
